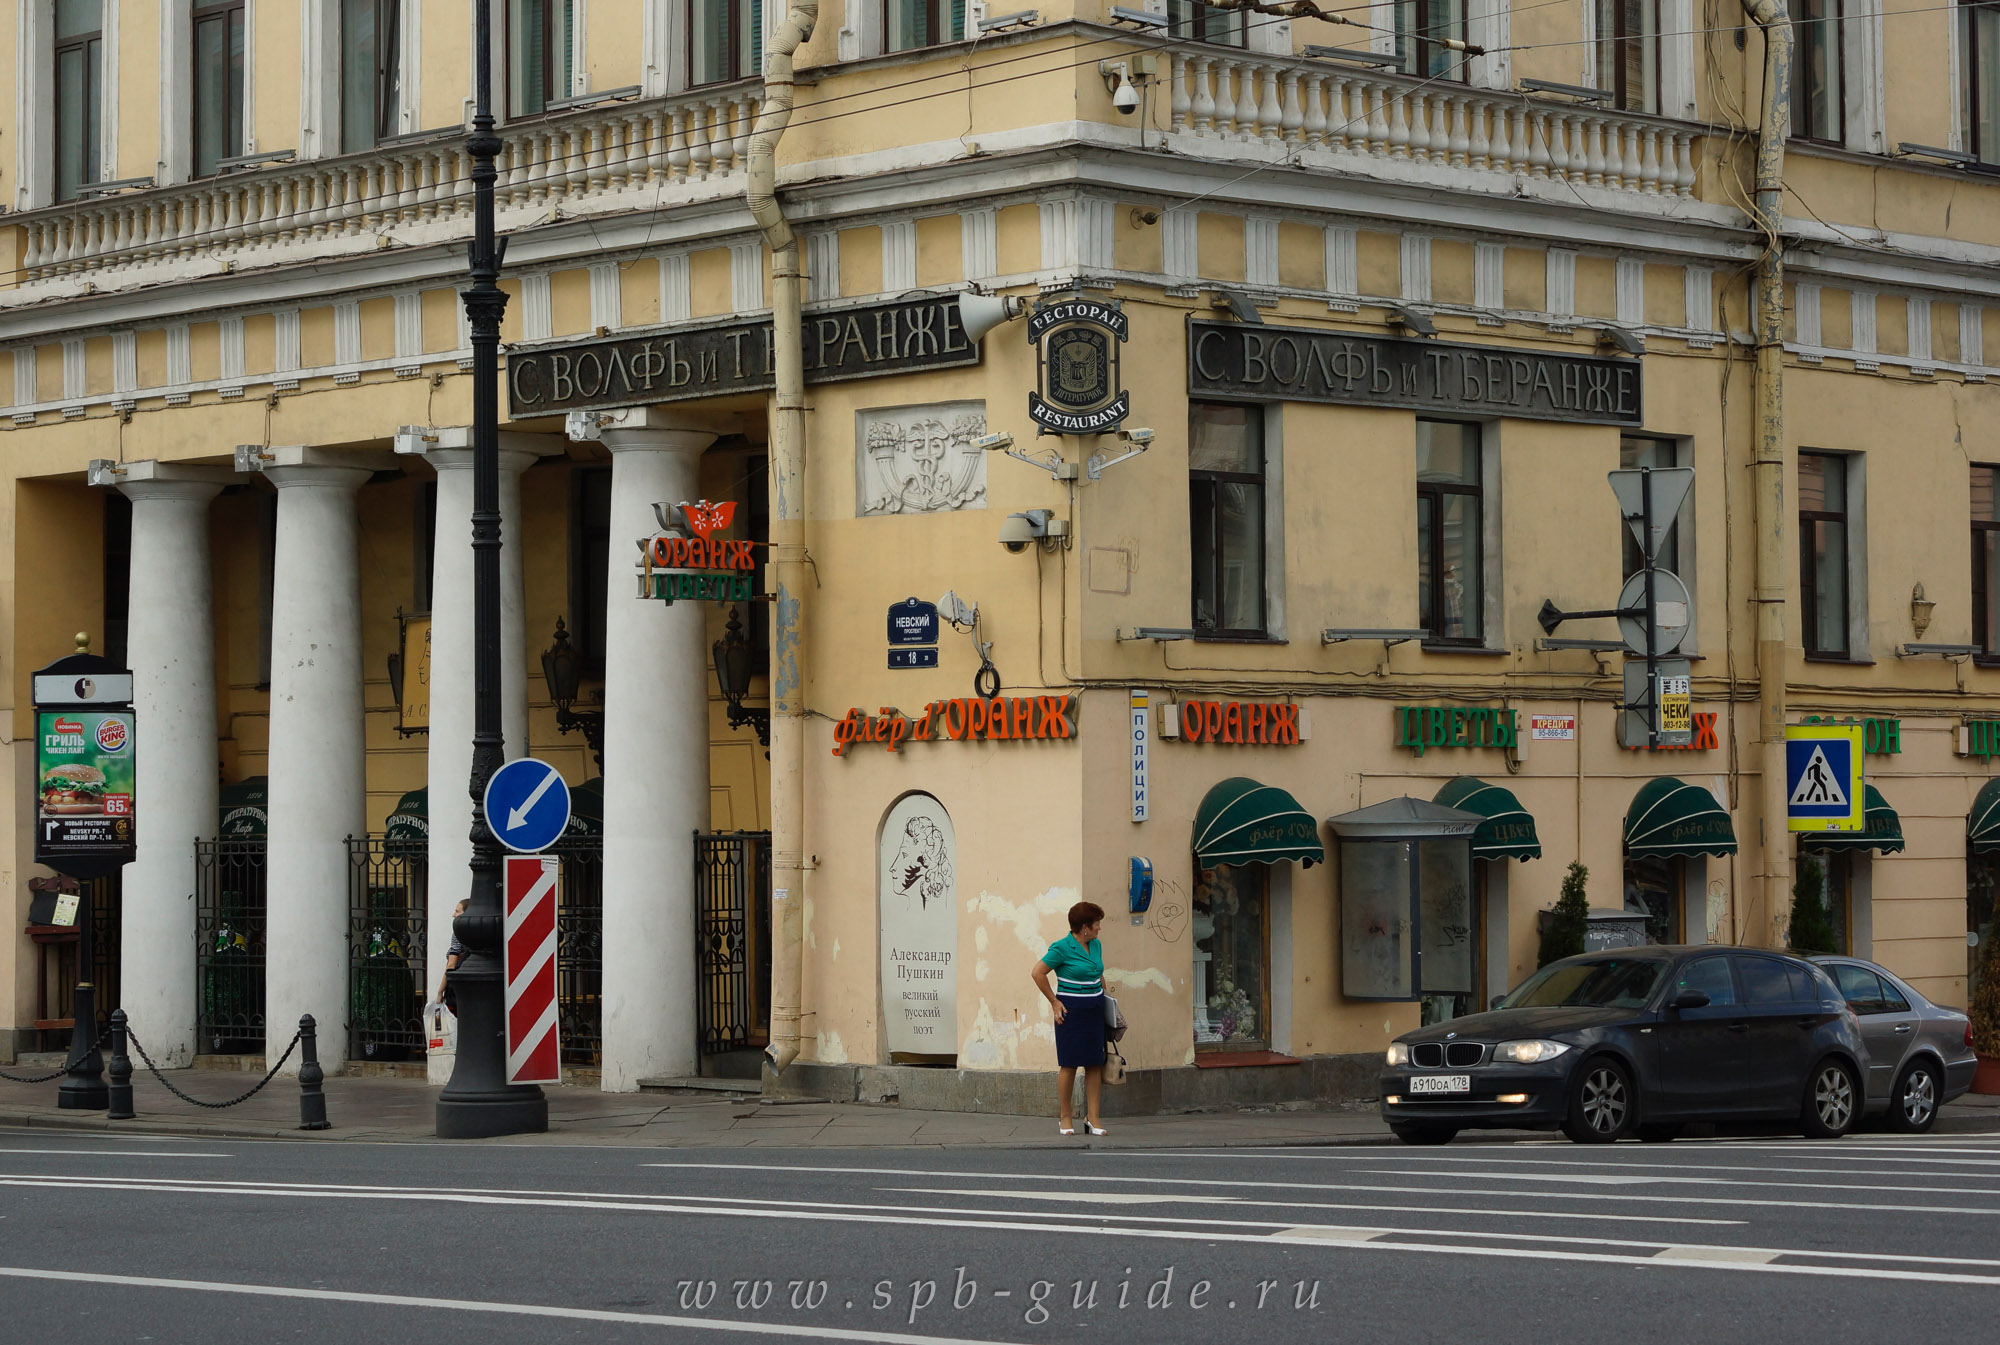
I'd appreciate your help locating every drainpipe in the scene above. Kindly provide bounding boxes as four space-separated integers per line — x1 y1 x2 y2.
1740 1 1792 945
748 2 816 1073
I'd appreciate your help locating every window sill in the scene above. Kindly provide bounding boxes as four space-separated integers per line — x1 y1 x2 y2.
1972 656 2000 670
1193 632 1287 645
1421 642 1508 657
1803 653 1876 666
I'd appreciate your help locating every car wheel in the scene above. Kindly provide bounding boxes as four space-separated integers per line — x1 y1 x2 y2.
1801 1059 1860 1139
1390 1122 1458 1146
1636 1123 1681 1143
1562 1056 1634 1144
1887 1060 1942 1135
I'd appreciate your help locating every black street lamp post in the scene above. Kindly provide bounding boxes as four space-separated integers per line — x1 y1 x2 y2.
436 0 547 1138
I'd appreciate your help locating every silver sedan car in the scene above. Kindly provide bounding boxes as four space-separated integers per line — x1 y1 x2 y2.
1810 955 1978 1132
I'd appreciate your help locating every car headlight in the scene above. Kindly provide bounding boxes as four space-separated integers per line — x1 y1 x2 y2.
1493 1040 1570 1064
1386 1043 1411 1067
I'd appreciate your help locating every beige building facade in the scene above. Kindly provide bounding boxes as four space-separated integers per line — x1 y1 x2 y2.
4 0 2000 1104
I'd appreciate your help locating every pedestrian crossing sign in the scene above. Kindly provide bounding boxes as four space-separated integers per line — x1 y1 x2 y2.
1785 725 1864 831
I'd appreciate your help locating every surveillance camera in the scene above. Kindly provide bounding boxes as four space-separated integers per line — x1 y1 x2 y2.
975 430 1015 452
1119 427 1154 446
998 510 1051 553
1112 79 1140 114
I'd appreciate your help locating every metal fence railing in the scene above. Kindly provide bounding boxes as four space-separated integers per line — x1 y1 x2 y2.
194 839 267 1053
550 837 604 1067
346 837 429 1062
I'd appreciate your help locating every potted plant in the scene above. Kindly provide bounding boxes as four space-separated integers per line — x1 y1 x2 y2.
1787 855 1838 955
1537 862 1590 968
1972 924 2000 1095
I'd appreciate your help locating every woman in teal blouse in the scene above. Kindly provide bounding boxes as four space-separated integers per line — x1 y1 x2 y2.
1031 900 1109 1136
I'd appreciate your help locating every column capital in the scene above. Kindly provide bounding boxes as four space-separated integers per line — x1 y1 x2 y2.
393 425 551 470
235 444 399 479
566 406 724 456
87 459 237 502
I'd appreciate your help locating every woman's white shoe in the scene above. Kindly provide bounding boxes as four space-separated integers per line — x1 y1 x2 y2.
1086 1124 1108 1136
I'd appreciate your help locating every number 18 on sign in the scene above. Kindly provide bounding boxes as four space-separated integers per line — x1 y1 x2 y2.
1785 725 1864 832
504 856 562 1084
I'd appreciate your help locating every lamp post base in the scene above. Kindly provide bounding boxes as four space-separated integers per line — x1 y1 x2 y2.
435 1088 549 1139
57 981 108 1111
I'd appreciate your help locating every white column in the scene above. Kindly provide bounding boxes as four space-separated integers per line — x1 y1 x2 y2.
397 429 539 1085
245 445 391 1073
89 460 232 1066
570 407 717 1090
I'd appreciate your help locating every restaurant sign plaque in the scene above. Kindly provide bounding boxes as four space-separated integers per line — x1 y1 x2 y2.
508 295 979 417
1189 320 1643 426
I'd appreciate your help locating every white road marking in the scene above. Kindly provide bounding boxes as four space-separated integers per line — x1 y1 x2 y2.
1147 1152 2000 1186
890 1186 1739 1225
4 1180 1996 1287
1365 1168 1999 1197
0 1149 228 1159
0 1268 1028 1344
1653 1246 1779 1265
644 1161 2000 1215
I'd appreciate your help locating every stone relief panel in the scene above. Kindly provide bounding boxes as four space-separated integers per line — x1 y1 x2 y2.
856 400 986 516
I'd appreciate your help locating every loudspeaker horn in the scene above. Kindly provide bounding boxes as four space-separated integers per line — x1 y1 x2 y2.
958 292 1026 344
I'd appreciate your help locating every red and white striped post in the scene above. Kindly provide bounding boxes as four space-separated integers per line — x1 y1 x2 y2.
503 856 561 1085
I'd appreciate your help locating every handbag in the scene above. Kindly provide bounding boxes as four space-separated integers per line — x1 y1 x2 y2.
1103 994 1128 1043
1104 1041 1128 1086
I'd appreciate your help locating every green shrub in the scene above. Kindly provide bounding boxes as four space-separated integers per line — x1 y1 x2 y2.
1972 923 2000 1057
1537 861 1590 968
1787 855 1839 955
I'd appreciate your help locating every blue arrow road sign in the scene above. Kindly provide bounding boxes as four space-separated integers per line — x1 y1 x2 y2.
483 758 572 853
1784 725 1863 831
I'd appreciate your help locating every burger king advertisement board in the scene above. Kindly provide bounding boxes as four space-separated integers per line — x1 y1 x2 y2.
35 709 135 864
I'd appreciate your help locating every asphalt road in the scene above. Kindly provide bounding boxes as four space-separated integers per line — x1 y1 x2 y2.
3 1128 1999 1343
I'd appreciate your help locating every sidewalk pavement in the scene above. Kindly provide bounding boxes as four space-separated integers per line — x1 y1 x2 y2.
4 1067 1999 1148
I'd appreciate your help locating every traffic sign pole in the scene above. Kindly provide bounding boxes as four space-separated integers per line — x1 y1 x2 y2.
1643 467 1658 749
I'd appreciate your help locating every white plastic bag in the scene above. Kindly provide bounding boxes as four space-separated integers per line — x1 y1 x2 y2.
425 1000 457 1055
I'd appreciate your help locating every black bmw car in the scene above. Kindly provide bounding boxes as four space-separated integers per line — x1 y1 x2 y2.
1379 946 1869 1145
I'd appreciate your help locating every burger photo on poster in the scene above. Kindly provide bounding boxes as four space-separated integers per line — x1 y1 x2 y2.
41 764 108 815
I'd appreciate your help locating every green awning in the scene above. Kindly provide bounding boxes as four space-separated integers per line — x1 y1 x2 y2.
565 777 604 838
218 776 268 839
1192 777 1324 868
1972 778 2000 854
1800 784 1904 854
1433 778 1542 861
1624 776 1738 858
384 788 428 845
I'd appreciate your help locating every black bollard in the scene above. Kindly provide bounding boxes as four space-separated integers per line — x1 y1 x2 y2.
106 1009 134 1121
297 1015 330 1131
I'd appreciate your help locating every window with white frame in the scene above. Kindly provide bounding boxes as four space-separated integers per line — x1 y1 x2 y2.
1396 0 1469 82
1966 1 2000 162
1167 0 1247 46
1793 0 1843 144
509 0 576 118
55 0 105 202
341 0 402 151
884 0 966 53
1594 0 1658 113
192 0 246 177
691 0 762 86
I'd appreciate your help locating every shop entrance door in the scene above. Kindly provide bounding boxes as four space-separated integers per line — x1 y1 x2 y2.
1194 864 1270 1050
194 838 266 1053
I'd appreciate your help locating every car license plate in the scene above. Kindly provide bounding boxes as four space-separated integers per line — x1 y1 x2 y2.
1408 1075 1470 1094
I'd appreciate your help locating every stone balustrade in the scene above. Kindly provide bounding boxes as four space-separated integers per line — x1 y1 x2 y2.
1168 53 1697 199
14 83 763 283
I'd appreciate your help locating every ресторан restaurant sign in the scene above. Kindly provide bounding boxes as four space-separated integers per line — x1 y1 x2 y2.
508 295 979 416
1188 320 1643 426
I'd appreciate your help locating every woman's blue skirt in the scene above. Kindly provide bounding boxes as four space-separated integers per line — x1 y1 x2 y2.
1055 992 1106 1068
